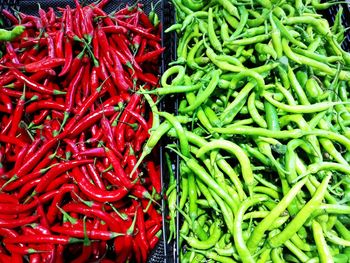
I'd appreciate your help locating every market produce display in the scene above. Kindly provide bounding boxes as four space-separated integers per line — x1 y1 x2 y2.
159 0 350 262
0 1 163 262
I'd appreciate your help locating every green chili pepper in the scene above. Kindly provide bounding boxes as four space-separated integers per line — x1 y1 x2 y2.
0 26 25 41
269 175 331 247
179 69 221 113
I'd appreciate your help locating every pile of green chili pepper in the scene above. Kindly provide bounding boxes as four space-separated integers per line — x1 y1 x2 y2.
137 0 350 262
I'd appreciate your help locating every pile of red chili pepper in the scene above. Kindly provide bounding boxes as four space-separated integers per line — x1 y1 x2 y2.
0 0 163 262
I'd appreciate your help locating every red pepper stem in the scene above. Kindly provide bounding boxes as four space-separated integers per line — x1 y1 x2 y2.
0 175 19 192
129 145 152 182
80 38 99 67
20 84 26 101
83 216 91 246
127 210 138 236
72 191 94 208
143 188 157 213
109 203 128 221
111 233 125 238
59 111 70 134
69 238 84 244
57 205 78 225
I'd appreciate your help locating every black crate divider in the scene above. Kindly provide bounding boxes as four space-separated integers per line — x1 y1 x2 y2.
1 1 350 262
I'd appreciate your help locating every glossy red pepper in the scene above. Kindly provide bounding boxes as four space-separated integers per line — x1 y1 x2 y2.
71 167 129 203
58 37 73 76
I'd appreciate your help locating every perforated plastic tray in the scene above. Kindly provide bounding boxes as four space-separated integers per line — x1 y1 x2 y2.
0 0 173 262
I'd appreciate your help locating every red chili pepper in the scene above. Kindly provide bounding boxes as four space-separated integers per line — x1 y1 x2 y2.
71 85 107 126
132 34 142 52
13 144 29 172
1 9 19 24
47 7 56 26
0 71 16 86
0 105 11 114
114 209 135 263
64 5 76 39
15 133 65 177
97 25 114 65
135 47 165 64
17 37 46 49
146 225 161 250
19 13 43 30
146 161 161 194
132 184 156 201
104 147 133 188
0 228 35 257
26 100 65 113
46 173 70 191
137 38 147 56
3 235 82 245
58 37 73 76
62 202 124 233
71 243 92 263
0 193 19 204
0 117 12 136
112 46 142 73
17 177 41 200
103 169 124 188
33 159 94 195
45 33 56 58
104 56 132 94
132 238 143 263
73 147 105 158
126 146 139 181
87 164 106 190
116 20 161 41
0 215 39 228
126 108 149 131
51 225 122 241
100 95 124 109
83 7 94 42
32 109 49 125
46 184 78 224
29 254 42 263
101 117 123 157
149 230 161 250
66 106 120 137
5 42 20 64
149 39 162 50
73 7 83 40
71 167 129 203
101 25 128 34
95 58 118 96
139 11 154 29
136 205 149 254
0 94 13 113
92 29 100 60
115 93 141 152
65 65 85 116
20 57 65 73
55 30 64 58
38 6 48 29
9 67 65 95
0 135 26 147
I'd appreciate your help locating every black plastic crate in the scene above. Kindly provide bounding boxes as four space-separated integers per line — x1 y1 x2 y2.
322 1 350 51
0 1 172 262
162 1 350 263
